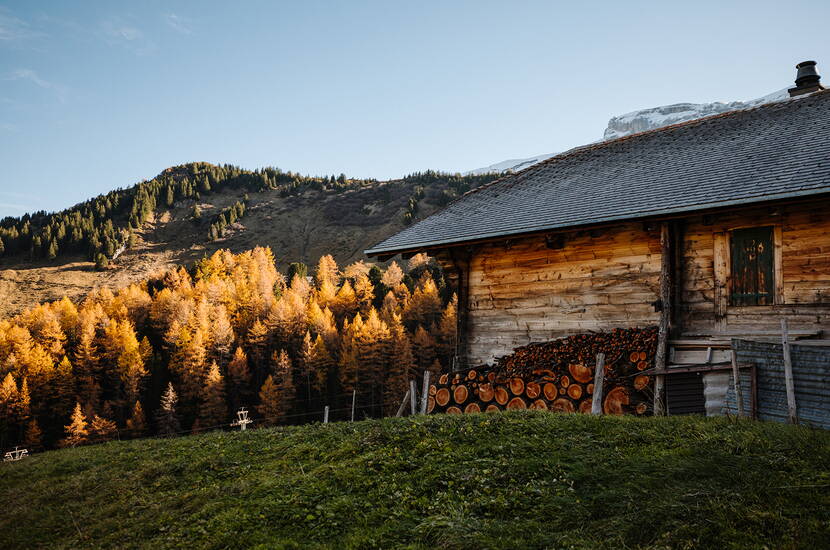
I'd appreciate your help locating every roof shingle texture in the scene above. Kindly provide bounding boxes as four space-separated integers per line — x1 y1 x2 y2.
367 89 830 255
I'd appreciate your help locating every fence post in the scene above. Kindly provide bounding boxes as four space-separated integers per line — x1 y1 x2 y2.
410 380 417 415
420 371 431 414
396 389 411 417
591 353 605 415
323 405 329 424
350 390 356 422
780 319 798 424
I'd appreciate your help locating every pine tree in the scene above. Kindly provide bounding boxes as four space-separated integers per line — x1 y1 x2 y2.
227 346 252 410
381 261 404 287
315 254 340 287
386 314 415 415
256 375 281 427
89 414 117 443
125 400 146 438
155 383 181 436
60 402 89 448
22 418 42 450
197 362 226 429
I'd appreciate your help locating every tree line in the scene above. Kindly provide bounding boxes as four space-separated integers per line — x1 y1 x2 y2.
0 247 457 451
0 163 499 266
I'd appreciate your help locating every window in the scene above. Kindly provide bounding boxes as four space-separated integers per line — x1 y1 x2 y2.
729 226 774 306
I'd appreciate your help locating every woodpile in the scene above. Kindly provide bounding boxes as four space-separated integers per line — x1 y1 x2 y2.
428 327 657 416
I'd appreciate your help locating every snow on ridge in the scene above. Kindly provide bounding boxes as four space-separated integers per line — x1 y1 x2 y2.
465 88 791 175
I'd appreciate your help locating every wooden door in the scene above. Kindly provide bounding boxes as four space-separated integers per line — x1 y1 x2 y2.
730 226 774 306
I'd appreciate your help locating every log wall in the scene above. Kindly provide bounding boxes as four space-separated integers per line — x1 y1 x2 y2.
679 200 830 335
452 199 830 367
466 222 662 365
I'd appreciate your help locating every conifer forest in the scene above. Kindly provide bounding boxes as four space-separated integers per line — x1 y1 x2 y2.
0 247 457 450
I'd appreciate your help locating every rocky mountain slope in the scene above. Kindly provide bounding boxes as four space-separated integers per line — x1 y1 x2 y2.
0 166 497 318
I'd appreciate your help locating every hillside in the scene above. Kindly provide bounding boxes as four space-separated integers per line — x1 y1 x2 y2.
0 164 498 319
1 411 828 549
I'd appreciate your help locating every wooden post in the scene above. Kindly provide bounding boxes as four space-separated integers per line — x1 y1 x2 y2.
323 405 329 424
654 221 673 416
420 371 430 414
395 389 411 417
409 380 417 415
450 247 473 370
730 349 744 417
780 319 798 424
591 353 605 415
750 365 758 420
350 389 356 422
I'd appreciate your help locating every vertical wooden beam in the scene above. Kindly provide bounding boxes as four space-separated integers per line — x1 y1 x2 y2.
713 231 730 332
773 225 784 305
450 247 472 369
654 221 673 416
730 349 745 417
420 371 431 414
671 220 685 338
591 353 606 415
780 319 798 424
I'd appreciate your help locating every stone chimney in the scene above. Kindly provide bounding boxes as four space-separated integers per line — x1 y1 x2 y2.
788 60 824 97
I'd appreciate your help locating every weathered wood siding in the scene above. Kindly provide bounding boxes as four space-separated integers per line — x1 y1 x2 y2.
467 223 662 365
680 200 830 335
459 199 830 366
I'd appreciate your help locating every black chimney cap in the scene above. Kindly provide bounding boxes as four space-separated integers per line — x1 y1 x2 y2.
789 60 823 97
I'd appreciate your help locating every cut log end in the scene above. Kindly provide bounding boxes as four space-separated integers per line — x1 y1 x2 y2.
478 383 495 402
569 363 593 384
551 398 575 413
506 397 527 410
603 386 630 416
495 386 509 405
464 402 481 414
526 382 541 399
446 406 462 415
509 377 525 396
453 384 469 405
436 388 451 407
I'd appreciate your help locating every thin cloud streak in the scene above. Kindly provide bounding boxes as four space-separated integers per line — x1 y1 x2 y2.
6 68 68 102
165 13 193 35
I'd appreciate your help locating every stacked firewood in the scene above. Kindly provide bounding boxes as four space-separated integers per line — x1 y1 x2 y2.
428 327 657 416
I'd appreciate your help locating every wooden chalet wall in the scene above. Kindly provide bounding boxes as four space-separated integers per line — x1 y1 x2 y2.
679 200 830 335
434 198 830 368
461 222 662 365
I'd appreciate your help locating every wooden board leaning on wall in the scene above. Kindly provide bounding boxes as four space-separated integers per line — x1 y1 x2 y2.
428 327 658 415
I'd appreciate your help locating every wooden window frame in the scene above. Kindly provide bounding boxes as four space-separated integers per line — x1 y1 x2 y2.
713 224 783 320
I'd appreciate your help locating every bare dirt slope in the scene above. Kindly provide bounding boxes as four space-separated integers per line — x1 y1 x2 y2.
0 182 432 319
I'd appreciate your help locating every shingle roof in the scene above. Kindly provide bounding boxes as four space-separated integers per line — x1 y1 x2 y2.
366 89 830 256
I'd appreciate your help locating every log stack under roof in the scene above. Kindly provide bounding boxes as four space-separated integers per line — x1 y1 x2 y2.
428 327 657 416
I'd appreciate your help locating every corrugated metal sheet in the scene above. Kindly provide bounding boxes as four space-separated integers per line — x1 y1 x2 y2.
702 371 731 416
724 339 830 429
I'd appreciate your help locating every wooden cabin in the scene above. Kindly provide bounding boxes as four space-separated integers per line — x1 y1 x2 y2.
367 65 830 417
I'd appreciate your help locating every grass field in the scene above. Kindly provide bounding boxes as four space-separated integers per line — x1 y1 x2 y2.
1 411 828 549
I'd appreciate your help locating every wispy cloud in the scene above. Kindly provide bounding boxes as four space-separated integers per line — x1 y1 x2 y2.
165 13 193 35
100 17 155 54
7 69 67 102
0 8 42 42
6 68 68 102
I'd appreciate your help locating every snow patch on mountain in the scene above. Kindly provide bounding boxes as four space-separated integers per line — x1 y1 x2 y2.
465 88 791 175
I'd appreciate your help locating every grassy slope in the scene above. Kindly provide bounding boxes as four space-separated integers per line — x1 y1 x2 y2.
1 412 829 550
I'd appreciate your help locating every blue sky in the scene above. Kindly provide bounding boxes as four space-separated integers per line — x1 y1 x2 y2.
1 1 828 218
